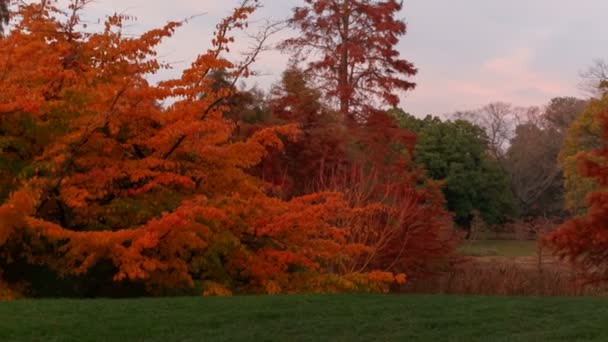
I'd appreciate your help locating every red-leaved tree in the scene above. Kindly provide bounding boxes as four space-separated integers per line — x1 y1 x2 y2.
546 103 608 284
252 69 458 279
280 0 417 121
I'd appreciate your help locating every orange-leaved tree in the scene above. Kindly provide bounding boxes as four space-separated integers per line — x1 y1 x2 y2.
546 98 608 284
0 0 404 298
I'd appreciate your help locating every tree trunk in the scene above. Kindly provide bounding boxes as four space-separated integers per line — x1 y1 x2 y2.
339 8 351 121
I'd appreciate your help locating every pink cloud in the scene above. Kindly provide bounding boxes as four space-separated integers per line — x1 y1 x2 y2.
481 48 566 95
400 47 576 116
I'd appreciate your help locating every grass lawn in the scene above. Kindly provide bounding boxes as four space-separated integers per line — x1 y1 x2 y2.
1 295 608 341
459 239 538 257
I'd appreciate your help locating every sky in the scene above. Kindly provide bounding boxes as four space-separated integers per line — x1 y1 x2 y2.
83 0 608 117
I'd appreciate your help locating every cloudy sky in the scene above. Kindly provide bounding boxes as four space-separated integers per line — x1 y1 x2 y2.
84 0 608 117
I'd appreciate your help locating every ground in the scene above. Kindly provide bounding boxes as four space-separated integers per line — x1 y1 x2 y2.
1 295 608 341
2 240 599 341
400 239 588 296
459 239 537 257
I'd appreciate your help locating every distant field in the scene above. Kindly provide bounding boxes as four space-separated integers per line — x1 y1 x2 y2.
459 239 538 257
2 295 608 341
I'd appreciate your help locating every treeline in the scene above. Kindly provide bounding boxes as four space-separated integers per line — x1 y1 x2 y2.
235 87 598 230
1 0 608 299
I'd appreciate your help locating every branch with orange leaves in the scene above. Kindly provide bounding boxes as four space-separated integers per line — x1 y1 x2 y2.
162 10 285 160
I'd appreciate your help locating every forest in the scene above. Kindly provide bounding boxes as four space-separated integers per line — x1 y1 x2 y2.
1 0 608 304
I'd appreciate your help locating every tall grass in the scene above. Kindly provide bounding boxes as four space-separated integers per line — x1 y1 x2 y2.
402 257 607 296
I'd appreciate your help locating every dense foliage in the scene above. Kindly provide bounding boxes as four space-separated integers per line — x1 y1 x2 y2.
453 98 586 219
393 110 515 227
231 68 458 280
547 95 608 283
0 1 459 298
6 0 607 299
559 96 606 215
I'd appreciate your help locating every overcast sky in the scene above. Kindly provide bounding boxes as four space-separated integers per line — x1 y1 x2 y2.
84 0 608 117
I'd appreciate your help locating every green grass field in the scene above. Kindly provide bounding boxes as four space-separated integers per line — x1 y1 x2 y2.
459 240 538 257
2 295 608 341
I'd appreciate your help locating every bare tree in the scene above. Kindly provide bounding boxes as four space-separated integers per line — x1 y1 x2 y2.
505 97 586 217
454 98 586 217
543 97 588 134
0 0 10 35
579 59 608 98
452 102 521 161
505 122 563 216
318 165 457 276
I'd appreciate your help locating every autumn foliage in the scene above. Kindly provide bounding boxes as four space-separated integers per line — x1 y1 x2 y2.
546 98 608 284
281 0 417 120
254 69 458 279
0 1 457 298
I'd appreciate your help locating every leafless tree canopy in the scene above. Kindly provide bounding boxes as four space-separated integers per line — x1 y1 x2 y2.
579 59 608 98
453 98 587 217
452 102 527 161
0 0 10 35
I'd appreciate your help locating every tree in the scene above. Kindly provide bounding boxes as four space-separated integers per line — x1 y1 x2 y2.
203 69 272 141
321 110 458 277
546 97 608 284
276 2 459 276
560 96 607 215
505 123 563 217
505 97 586 217
0 0 9 35
394 110 516 227
579 59 608 98
452 102 522 161
455 98 586 218
0 0 406 297
321 163 458 278
544 97 588 134
261 68 348 197
246 70 458 277
280 0 417 121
